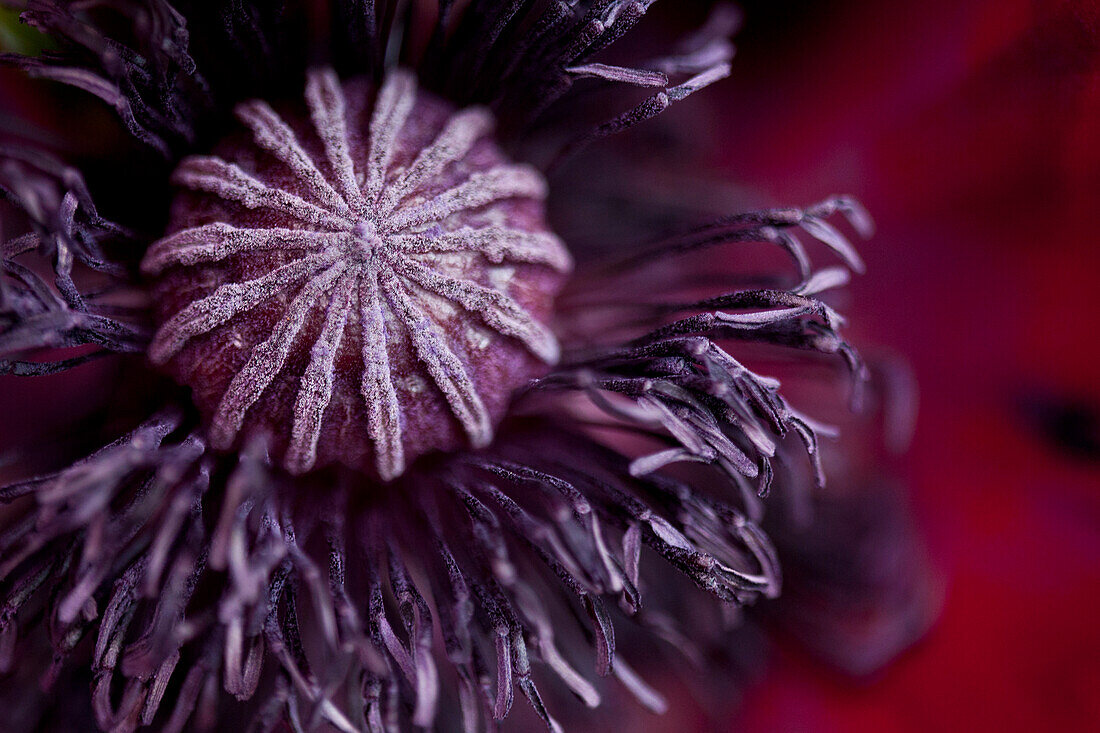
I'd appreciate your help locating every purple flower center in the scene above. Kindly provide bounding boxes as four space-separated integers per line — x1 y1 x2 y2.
142 68 572 479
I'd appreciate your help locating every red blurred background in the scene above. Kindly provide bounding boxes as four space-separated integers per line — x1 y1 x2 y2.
707 1 1100 731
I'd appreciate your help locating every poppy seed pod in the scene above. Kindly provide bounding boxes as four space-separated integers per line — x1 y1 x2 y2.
145 70 570 479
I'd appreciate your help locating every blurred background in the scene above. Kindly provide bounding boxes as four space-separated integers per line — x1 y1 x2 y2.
1 1 1097 731
697 1 1100 730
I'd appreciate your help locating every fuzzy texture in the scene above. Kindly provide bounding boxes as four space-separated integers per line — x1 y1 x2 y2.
145 68 570 479
0 2 929 732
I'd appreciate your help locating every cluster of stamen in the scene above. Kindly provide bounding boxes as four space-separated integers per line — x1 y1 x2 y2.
143 68 571 479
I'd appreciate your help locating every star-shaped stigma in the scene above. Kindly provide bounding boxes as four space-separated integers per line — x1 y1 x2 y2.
143 68 572 479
